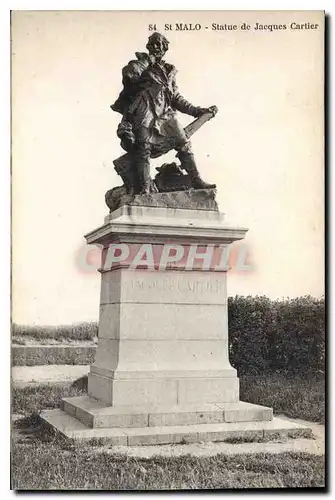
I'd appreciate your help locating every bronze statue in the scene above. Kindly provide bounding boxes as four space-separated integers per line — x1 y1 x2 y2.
110 32 218 196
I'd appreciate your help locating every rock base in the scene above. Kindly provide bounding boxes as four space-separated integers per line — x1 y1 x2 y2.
105 188 218 213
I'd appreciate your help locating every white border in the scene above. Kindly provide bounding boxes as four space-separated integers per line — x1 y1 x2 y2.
2 1 332 10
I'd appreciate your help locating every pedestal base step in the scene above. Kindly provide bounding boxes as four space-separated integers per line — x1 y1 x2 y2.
60 396 273 428
41 409 312 446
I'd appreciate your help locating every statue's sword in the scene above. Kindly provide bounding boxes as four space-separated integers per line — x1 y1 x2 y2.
184 105 218 140
113 106 218 173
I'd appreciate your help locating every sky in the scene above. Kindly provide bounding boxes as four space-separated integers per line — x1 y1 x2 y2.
11 10 324 325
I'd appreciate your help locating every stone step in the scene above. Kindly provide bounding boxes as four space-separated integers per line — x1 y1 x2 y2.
61 395 273 429
41 409 312 446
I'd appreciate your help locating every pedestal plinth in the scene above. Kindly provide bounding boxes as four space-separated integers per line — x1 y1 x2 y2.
41 191 312 444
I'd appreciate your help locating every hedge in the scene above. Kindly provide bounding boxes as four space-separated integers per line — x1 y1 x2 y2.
228 295 325 375
12 345 96 366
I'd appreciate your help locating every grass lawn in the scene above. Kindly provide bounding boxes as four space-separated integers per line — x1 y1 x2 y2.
11 437 325 490
12 382 87 416
240 373 325 423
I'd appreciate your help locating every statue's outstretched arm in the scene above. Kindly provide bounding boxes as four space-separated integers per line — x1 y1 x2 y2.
171 80 217 118
171 83 202 117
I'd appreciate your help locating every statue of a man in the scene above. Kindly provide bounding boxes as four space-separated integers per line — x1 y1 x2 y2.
111 32 217 194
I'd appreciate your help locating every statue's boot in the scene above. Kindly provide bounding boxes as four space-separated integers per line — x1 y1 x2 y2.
134 135 155 194
137 158 151 195
120 173 136 196
114 154 138 195
177 151 216 190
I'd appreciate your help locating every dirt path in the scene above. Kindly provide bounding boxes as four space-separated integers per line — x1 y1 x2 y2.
12 365 89 387
12 338 97 346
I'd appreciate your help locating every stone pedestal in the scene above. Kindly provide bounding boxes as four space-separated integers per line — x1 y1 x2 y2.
41 191 312 444
87 201 243 408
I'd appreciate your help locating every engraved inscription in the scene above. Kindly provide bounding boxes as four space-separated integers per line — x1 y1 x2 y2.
130 276 224 294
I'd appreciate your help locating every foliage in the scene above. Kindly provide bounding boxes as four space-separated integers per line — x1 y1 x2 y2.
228 296 325 375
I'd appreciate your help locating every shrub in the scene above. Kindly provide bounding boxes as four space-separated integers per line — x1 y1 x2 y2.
228 295 325 375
